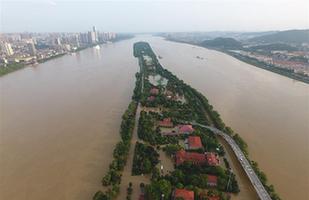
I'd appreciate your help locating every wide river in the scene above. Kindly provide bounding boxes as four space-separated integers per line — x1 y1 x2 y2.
0 36 308 200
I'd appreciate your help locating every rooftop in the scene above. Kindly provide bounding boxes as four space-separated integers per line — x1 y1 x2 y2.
207 175 218 186
178 124 194 134
159 118 173 128
173 188 194 200
175 149 207 166
187 136 203 149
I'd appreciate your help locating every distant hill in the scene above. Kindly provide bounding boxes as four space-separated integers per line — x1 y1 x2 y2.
200 37 243 49
249 29 309 44
247 43 299 52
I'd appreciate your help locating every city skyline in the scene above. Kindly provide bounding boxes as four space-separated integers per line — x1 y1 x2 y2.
1 0 308 33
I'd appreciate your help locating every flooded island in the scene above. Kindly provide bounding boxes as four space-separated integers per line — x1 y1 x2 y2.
93 42 280 200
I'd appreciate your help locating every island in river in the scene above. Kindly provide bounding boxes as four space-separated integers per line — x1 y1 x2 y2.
1 36 307 200
93 42 279 200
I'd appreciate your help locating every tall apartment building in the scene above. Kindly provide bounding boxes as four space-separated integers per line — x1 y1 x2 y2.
1 42 14 56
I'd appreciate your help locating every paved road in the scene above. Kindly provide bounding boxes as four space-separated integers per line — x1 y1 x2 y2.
191 122 272 200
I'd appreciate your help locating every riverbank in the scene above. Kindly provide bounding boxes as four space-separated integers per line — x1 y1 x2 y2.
0 36 135 77
164 37 309 84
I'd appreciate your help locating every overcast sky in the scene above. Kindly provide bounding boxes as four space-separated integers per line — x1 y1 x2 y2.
1 0 308 33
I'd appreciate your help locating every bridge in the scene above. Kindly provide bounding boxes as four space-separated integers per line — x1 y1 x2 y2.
190 122 272 200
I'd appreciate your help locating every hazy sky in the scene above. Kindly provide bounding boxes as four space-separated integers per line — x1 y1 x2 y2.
1 0 308 33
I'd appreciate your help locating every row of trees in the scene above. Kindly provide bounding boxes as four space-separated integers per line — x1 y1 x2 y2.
93 73 139 199
168 162 240 193
137 111 178 145
132 142 160 175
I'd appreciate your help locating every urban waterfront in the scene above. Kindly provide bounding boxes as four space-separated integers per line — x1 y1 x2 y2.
0 36 308 200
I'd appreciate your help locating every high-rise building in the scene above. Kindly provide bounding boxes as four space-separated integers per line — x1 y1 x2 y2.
93 26 98 42
1 42 14 56
80 33 89 44
27 40 36 56
55 37 61 45
88 31 96 44
73 34 80 47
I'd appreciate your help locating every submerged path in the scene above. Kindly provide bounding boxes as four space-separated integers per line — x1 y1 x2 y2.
191 122 272 200
117 104 150 200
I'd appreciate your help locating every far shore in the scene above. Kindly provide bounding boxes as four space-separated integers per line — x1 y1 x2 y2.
164 37 309 84
0 36 134 77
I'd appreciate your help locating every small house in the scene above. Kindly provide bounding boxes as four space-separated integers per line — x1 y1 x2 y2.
173 188 194 200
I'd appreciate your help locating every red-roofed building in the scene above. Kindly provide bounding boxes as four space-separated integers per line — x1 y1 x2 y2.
173 188 194 200
207 175 218 187
150 87 159 95
205 152 220 166
159 118 174 128
147 96 156 102
175 150 207 166
187 136 203 150
178 125 194 134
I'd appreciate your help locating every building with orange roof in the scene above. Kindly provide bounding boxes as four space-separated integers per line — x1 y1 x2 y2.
175 149 207 166
187 136 203 150
177 124 194 134
207 175 218 187
159 118 174 128
173 188 194 200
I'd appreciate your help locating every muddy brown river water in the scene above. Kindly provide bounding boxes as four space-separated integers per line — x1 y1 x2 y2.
0 36 308 200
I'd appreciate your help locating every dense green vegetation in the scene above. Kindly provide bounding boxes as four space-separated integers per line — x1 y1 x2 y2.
167 162 239 193
137 111 178 145
144 179 172 200
132 142 160 175
162 144 182 156
132 72 142 101
248 29 309 44
248 43 298 52
0 63 24 76
201 37 243 49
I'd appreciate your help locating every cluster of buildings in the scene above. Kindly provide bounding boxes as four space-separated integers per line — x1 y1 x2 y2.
139 51 224 200
0 26 117 67
173 188 220 200
230 49 309 75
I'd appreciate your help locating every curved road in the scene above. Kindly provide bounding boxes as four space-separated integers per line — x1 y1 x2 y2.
191 122 272 200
